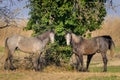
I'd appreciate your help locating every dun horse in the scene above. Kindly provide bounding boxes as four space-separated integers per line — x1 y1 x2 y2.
4 30 55 71
65 32 115 72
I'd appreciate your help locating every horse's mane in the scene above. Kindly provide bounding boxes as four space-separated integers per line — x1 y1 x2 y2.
94 35 112 39
36 30 50 41
101 35 112 40
71 33 83 43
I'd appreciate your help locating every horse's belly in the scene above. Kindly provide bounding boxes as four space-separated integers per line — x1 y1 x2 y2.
18 41 43 53
18 46 34 53
83 47 97 55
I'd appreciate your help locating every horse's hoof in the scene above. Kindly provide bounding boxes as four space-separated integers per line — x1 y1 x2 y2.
84 68 90 72
79 68 88 72
103 70 107 72
34 68 41 72
4 67 8 70
85 70 90 72
79 69 84 72
10 66 16 70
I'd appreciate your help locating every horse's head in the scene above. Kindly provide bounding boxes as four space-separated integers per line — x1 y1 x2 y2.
65 31 83 46
65 32 71 46
49 29 55 43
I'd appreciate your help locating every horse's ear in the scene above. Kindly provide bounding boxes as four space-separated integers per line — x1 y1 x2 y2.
64 30 67 34
69 30 72 34
50 29 55 33
64 29 72 34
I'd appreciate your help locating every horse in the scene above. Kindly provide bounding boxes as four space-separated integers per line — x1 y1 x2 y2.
65 32 115 72
4 30 55 71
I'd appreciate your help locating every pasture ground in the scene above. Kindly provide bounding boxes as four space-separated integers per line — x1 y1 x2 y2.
1 70 120 80
0 47 120 80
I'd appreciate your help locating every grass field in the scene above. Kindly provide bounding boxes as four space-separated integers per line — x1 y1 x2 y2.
0 46 120 80
0 68 120 80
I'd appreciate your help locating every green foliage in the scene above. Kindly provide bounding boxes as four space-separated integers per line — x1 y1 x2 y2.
26 0 106 64
44 42 72 66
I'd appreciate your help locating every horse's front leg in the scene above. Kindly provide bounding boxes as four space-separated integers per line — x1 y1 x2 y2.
37 53 44 71
101 52 108 72
78 54 84 72
32 53 39 71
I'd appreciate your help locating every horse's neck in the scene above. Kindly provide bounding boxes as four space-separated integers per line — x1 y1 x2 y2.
71 33 84 49
42 38 49 47
71 33 81 43
37 31 50 41
36 31 50 48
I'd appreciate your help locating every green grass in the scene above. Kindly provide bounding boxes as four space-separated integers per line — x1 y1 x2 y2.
85 66 120 80
0 46 4 53
90 66 120 72
114 46 120 53
86 76 120 80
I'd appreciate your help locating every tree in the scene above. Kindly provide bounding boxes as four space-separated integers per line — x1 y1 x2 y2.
0 0 25 28
26 0 106 64
27 0 106 40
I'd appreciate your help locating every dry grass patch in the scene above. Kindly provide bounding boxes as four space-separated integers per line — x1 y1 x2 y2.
92 16 120 47
0 70 120 80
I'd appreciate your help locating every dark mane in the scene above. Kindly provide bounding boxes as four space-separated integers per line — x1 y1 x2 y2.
78 36 84 43
36 30 50 41
101 35 112 40
94 35 112 39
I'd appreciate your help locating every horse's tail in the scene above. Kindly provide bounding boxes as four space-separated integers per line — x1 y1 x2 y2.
108 38 115 58
102 35 115 58
4 37 10 61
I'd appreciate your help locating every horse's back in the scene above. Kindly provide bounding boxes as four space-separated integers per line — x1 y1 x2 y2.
18 36 43 53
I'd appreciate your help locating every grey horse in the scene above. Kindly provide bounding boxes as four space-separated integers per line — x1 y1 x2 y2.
65 32 115 72
4 30 55 71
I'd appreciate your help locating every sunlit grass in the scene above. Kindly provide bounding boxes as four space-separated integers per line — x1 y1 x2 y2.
90 66 120 72
85 76 120 80
0 72 25 80
0 46 4 53
114 46 120 54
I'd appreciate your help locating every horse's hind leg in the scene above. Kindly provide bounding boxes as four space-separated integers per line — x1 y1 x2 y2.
101 52 108 72
7 49 16 70
9 54 16 70
4 51 16 70
86 54 94 72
